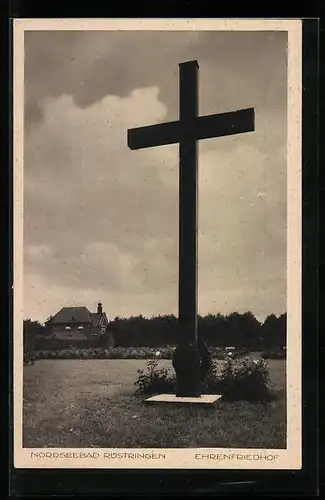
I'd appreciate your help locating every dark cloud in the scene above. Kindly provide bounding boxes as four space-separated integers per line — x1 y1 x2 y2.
25 31 287 125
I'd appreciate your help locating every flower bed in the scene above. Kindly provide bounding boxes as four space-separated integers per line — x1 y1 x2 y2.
28 346 175 361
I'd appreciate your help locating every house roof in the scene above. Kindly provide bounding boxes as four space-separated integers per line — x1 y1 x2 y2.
51 307 93 324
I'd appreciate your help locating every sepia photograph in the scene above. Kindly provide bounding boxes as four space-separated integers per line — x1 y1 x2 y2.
13 19 302 469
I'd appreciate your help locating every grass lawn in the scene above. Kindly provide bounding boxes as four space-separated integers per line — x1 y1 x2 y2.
23 358 286 449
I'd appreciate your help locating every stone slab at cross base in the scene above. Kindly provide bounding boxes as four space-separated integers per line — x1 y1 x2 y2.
145 394 222 404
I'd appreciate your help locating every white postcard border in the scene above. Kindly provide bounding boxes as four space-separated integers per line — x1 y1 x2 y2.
13 18 302 470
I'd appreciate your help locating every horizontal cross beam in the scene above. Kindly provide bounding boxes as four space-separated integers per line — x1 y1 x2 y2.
128 120 179 150
127 107 255 150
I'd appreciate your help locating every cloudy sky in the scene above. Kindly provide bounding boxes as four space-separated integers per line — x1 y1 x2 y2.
23 29 288 323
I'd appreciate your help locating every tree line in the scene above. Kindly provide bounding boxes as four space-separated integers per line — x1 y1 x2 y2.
109 312 286 350
23 312 286 351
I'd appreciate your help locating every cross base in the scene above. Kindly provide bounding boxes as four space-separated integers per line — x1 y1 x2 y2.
172 342 214 397
145 393 222 405
172 345 201 397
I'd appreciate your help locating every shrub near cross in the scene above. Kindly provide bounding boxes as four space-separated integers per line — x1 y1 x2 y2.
135 360 176 395
211 356 274 402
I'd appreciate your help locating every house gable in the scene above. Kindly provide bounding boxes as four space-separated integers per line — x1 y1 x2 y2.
99 313 109 327
89 312 109 335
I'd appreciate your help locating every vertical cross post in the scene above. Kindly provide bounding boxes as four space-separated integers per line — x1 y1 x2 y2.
172 61 201 396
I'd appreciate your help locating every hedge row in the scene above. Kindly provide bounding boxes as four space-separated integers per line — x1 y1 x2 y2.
25 346 251 361
24 346 285 363
27 346 174 361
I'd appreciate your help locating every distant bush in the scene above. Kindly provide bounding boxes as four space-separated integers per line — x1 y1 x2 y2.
23 351 36 365
134 355 275 403
261 348 286 360
209 347 249 360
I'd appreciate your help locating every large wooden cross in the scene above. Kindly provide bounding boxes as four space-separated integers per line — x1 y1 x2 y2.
127 60 255 397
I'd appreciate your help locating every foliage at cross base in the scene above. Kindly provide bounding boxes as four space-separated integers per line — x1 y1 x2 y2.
204 356 275 403
134 356 275 403
134 360 176 395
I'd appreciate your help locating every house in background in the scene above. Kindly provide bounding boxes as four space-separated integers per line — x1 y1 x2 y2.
47 302 114 345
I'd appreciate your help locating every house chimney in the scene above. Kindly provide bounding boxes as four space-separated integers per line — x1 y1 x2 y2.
97 302 102 314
